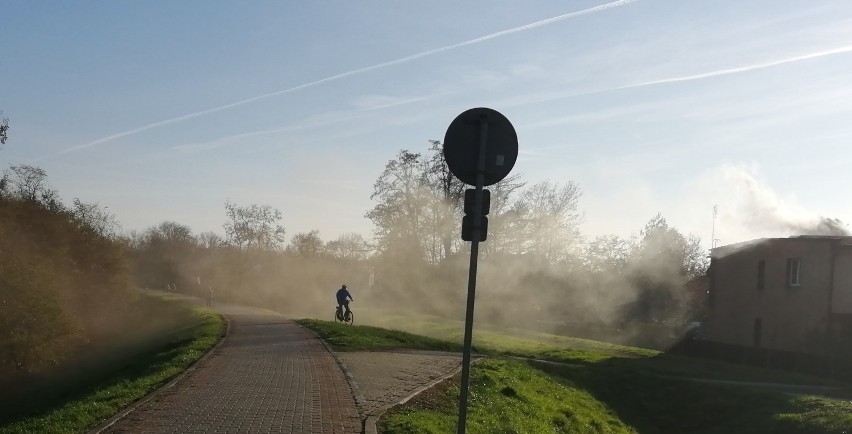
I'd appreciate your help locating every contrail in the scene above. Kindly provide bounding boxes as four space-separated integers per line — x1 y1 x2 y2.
33 0 637 162
617 44 852 90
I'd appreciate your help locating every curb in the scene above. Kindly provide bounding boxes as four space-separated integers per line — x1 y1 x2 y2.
293 321 370 430
88 311 231 433
364 357 484 434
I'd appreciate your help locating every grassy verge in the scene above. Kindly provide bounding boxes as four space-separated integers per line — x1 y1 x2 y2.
381 358 636 434
382 358 852 434
297 317 851 433
533 360 852 434
364 313 838 385
0 294 225 434
296 319 461 352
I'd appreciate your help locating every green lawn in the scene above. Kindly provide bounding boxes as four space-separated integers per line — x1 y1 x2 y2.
296 319 462 352
533 360 852 434
300 315 852 434
362 313 838 385
0 293 226 434
381 358 636 434
381 358 852 434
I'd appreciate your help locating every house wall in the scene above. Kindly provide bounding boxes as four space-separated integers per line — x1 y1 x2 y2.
706 238 833 355
832 247 852 314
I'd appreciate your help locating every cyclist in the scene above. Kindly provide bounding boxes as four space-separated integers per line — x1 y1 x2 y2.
336 284 353 319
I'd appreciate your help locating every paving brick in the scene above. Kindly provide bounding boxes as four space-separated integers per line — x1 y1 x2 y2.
103 304 361 434
338 351 462 418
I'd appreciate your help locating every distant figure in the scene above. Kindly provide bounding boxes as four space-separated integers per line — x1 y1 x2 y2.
207 286 214 307
336 284 353 317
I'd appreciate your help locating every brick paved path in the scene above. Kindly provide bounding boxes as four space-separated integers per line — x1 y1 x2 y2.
102 305 361 434
338 351 462 418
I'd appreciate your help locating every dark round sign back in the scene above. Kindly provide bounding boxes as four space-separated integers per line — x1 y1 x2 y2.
443 107 518 187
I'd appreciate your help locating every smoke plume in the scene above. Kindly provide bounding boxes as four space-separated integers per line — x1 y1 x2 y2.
716 165 850 238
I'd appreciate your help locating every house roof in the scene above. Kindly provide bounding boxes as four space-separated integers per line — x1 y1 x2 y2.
710 235 852 257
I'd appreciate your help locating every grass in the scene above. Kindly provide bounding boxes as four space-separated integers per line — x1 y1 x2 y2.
533 360 852 434
0 294 226 434
299 315 852 433
381 358 636 434
382 358 852 434
296 319 462 352
363 313 839 385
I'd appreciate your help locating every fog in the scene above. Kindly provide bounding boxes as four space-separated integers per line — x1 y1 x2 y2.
131 201 709 352
136 160 852 352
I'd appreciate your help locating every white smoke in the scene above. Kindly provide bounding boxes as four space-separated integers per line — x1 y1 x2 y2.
708 165 849 241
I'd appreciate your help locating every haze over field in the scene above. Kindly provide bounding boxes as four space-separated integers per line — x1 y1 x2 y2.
3 1 852 248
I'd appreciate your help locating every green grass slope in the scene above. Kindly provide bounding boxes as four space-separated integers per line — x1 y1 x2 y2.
0 295 225 434
300 316 852 434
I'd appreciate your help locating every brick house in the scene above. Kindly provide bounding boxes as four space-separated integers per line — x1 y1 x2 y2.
706 235 852 359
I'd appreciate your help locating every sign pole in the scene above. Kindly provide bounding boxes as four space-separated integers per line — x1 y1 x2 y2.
456 114 488 434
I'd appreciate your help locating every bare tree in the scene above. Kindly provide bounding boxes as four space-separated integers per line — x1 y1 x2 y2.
423 140 466 260
514 180 583 263
1 165 54 202
72 198 121 238
223 200 286 251
152 221 194 244
481 173 525 257
197 231 226 249
325 232 373 261
287 230 325 256
584 234 632 274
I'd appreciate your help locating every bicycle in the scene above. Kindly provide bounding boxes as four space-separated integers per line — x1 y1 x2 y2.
334 302 354 325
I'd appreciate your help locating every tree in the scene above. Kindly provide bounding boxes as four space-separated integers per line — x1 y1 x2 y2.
197 231 226 249
514 180 583 263
72 198 120 238
287 230 325 256
423 140 466 260
1 164 58 204
325 232 372 261
133 221 197 289
223 200 286 251
150 221 194 244
366 150 431 261
0 111 8 146
584 234 632 274
633 214 708 280
480 173 525 257
620 213 709 324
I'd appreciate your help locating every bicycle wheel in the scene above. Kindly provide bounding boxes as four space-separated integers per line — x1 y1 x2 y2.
345 311 354 325
334 309 341 323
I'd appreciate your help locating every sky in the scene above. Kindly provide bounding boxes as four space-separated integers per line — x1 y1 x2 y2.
3 0 852 249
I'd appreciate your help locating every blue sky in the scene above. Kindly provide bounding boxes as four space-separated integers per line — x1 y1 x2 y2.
3 0 852 247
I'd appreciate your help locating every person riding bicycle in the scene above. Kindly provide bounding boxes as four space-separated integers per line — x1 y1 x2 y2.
336 284 353 318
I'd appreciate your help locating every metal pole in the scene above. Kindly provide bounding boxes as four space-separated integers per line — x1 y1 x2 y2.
711 205 717 249
457 114 488 434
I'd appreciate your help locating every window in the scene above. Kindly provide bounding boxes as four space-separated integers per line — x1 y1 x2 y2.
756 260 765 289
785 258 801 286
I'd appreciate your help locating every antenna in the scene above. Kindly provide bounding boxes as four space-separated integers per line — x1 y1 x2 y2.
711 205 720 248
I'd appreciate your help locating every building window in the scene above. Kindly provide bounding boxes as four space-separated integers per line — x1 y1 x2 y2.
756 260 765 289
786 258 801 286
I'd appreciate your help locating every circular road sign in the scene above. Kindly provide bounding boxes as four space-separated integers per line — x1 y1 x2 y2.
443 107 518 186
